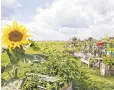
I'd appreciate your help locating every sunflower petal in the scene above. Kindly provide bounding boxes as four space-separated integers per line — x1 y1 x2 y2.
13 21 18 29
2 21 31 49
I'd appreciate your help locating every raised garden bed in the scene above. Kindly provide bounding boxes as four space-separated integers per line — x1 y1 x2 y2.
100 63 114 76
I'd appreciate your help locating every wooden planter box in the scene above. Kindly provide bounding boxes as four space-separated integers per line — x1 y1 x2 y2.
100 63 114 76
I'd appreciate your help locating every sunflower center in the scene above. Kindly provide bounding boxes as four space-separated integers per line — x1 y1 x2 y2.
9 31 23 42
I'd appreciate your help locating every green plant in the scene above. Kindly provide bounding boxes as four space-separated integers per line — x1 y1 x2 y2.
2 46 25 78
24 49 101 90
102 55 114 66
29 40 40 51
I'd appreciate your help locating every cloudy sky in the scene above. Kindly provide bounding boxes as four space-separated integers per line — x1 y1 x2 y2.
1 0 114 40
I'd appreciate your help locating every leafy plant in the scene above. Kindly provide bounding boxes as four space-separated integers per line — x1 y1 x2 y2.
102 55 114 66
23 48 101 90
29 39 40 51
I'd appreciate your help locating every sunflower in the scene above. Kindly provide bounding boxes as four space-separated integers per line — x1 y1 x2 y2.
2 21 31 49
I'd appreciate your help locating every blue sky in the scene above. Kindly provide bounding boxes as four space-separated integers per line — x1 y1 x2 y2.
1 0 53 22
1 0 114 40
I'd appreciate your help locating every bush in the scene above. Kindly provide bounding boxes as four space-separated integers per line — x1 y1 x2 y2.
25 49 103 90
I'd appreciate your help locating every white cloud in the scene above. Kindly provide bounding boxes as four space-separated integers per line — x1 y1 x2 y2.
1 20 12 28
29 0 114 40
2 0 114 40
1 0 22 8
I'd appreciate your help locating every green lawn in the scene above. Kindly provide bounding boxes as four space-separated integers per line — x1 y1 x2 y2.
80 61 114 87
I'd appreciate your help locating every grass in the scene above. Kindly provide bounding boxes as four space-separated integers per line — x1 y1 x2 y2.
74 58 114 84
1 41 114 90
1 53 10 65
78 60 114 89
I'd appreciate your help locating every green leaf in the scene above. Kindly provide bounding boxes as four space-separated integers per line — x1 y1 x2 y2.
46 83 52 90
4 64 14 72
30 40 40 51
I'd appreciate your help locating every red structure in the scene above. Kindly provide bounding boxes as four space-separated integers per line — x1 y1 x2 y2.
96 42 104 47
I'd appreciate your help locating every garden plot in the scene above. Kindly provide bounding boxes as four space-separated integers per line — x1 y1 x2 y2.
1 21 114 90
25 73 60 90
73 52 102 68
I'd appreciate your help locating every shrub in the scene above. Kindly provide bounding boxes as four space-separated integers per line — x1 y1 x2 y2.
25 49 102 90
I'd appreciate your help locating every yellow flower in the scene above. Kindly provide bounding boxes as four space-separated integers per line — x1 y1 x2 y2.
2 21 31 49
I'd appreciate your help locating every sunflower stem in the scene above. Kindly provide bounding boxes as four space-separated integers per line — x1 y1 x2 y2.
14 68 18 78
8 72 13 78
